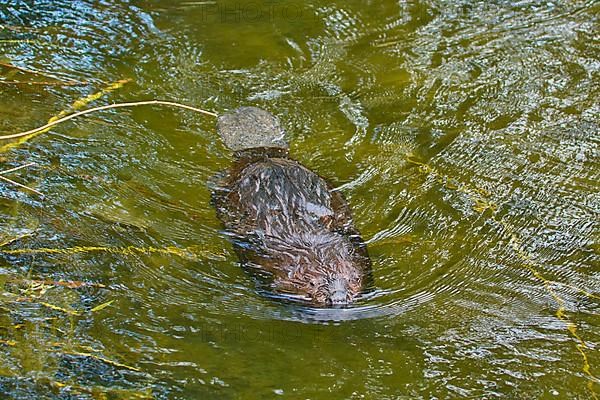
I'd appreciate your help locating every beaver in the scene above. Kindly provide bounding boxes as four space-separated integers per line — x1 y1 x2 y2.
211 107 371 307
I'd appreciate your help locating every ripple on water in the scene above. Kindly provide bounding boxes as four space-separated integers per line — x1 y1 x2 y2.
1 0 599 397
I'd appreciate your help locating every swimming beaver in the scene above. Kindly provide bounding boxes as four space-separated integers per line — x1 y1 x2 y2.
212 107 371 306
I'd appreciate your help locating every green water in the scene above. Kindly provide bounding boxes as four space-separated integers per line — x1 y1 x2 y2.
1 0 598 398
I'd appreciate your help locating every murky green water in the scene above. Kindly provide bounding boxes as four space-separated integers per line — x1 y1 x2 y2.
1 0 598 398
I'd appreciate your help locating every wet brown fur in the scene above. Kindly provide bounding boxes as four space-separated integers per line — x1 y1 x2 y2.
212 147 371 306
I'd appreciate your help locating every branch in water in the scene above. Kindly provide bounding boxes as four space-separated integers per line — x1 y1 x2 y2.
0 100 218 141
0 174 43 196
0 162 42 196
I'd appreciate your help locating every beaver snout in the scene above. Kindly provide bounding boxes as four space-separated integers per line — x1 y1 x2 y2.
329 278 351 306
310 273 361 307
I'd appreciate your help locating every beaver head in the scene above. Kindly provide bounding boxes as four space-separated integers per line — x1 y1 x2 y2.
263 231 368 306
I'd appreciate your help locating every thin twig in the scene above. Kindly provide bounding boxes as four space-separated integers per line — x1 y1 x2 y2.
0 162 35 175
0 231 35 247
63 350 140 372
1 79 131 153
0 174 43 196
0 100 218 141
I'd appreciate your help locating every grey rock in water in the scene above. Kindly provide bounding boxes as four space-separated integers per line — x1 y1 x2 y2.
217 106 288 151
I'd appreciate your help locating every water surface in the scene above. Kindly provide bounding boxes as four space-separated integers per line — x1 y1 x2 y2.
0 1 598 398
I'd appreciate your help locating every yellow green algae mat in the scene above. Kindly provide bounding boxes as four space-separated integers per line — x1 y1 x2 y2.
0 1 598 399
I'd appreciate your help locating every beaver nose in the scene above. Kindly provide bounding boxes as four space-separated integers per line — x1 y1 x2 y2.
330 290 347 305
329 278 348 305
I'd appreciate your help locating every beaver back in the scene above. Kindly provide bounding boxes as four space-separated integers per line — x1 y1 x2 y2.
212 148 371 304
